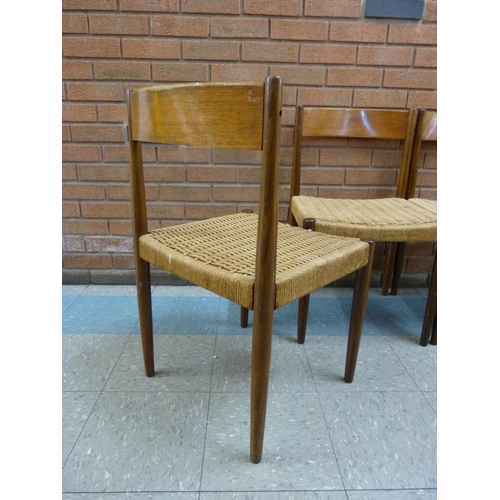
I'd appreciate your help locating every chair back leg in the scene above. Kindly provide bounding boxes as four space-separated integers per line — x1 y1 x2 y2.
344 240 376 383
420 251 437 346
296 217 316 344
136 258 155 376
381 242 397 295
390 242 407 295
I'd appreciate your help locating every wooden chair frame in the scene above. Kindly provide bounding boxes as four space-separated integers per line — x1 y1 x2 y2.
401 109 437 345
129 77 282 463
128 78 376 463
289 106 422 342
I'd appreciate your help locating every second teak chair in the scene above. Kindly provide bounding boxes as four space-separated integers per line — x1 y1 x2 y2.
128 77 376 464
400 109 437 346
289 106 437 348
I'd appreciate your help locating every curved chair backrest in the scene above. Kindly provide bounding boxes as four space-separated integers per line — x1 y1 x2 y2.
291 106 418 203
129 82 267 150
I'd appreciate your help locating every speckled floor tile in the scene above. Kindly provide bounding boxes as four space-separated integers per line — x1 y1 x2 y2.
304 336 419 392
423 392 437 413
62 392 100 466
153 285 218 297
201 392 343 491
392 288 428 298
62 392 209 493
366 297 425 338
346 490 437 499
384 335 437 392
133 296 220 335
63 285 88 296
105 335 216 392
83 285 139 296
217 298 380 336
63 296 139 334
200 492 348 499
211 335 315 393
64 295 80 314
216 299 254 335
63 334 129 391
402 297 427 316
306 298 381 336
366 298 424 337
60 285 439 498
63 493 199 499
320 391 437 490
63 334 74 348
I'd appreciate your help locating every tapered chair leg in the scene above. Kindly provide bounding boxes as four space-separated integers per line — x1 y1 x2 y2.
240 307 249 328
136 257 155 377
297 294 310 344
250 300 275 464
345 240 376 383
296 217 316 344
430 315 437 345
420 252 437 347
381 242 396 296
390 242 407 296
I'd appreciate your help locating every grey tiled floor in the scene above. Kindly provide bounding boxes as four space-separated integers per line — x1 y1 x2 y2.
62 285 437 499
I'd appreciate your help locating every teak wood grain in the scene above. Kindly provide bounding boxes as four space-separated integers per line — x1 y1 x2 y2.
130 83 264 150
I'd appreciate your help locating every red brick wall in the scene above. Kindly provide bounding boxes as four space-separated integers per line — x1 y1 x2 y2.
62 0 437 284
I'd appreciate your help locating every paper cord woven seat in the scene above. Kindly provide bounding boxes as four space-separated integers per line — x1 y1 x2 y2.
408 197 437 215
291 196 437 242
140 212 369 310
128 77 375 464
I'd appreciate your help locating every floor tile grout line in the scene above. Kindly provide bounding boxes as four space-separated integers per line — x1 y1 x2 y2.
197 309 220 494
62 388 104 471
63 331 133 471
383 334 436 397
62 288 435 495
314 391 348 494
300 329 351 493
101 333 134 392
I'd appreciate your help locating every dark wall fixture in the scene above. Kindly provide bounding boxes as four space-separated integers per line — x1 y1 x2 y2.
365 0 425 20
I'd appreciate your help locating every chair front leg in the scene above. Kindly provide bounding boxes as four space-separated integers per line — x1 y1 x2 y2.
136 257 155 377
344 240 376 383
430 315 437 345
250 297 275 464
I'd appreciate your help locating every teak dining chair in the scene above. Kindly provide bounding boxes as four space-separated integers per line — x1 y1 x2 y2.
289 106 437 347
405 110 437 346
389 110 438 297
128 77 376 464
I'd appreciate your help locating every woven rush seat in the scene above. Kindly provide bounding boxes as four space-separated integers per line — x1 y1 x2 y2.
140 212 370 310
291 196 437 242
409 198 437 216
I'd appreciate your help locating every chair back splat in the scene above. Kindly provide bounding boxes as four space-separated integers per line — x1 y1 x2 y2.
128 77 375 463
290 107 418 212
